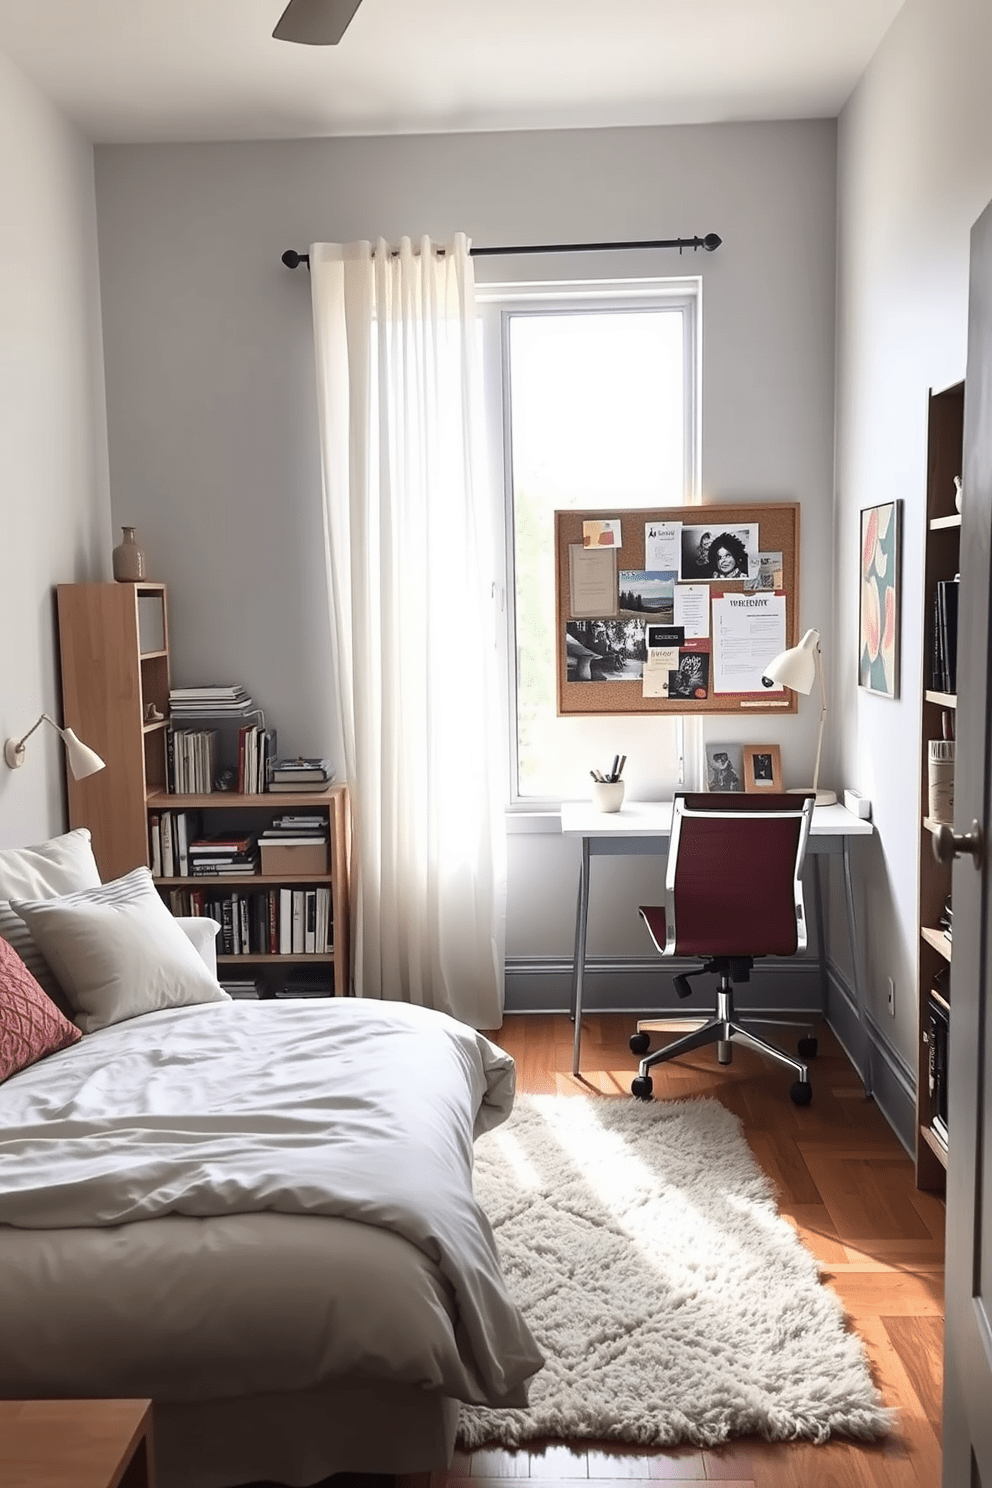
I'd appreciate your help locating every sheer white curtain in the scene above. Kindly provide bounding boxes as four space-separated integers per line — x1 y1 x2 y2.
309 235 505 1028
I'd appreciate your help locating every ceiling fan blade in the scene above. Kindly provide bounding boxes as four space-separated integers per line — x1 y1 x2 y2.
272 0 363 45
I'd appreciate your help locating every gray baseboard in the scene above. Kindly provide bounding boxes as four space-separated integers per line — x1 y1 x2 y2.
504 954 825 1017
824 961 916 1156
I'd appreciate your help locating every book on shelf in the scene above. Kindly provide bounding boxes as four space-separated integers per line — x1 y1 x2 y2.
279 887 292 955
265 780 333 793
291 891 305 954
160 811 175 877
148 815 162 878
931 577 960 692
269 758 334 783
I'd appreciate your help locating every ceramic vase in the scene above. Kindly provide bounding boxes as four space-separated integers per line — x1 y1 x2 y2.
112 526 147 582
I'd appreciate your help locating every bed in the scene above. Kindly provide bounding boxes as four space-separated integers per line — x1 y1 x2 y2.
0 831 542 1488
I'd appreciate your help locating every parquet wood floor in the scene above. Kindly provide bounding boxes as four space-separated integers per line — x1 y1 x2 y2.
403 1013 945 1488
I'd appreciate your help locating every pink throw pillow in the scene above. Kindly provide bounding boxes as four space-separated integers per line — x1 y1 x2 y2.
0 934 81 1082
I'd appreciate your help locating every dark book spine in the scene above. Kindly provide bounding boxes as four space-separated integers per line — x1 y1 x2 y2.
221 898 234 956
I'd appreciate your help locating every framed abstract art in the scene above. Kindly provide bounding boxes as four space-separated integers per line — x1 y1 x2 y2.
859 501 900 697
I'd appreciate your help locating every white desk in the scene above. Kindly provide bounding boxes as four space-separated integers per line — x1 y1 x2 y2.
559 800 874 1085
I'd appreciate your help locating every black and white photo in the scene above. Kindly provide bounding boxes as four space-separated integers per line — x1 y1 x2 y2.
705 742 745 792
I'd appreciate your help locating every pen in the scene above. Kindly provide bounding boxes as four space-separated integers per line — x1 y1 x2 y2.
616 755 626 780
610 755 620 782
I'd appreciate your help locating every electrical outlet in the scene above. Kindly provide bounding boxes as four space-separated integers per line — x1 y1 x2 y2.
887 977 896 1016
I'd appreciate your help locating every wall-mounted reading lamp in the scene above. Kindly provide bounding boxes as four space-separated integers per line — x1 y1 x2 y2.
4 714 105 780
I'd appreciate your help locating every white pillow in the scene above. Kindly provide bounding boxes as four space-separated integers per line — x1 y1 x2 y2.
11 867 231 1033
0 828 101 1010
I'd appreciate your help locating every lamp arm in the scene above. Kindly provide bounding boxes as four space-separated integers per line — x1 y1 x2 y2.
15 713 63 750
812 645 827 794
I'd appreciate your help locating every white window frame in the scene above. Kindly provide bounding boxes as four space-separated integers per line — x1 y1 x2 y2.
477 276 702 810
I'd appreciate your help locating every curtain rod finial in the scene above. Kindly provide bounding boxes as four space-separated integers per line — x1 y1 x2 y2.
282 249 310 269
703 234 722 252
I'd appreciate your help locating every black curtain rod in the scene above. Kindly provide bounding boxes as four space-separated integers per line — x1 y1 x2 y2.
281 233 721 270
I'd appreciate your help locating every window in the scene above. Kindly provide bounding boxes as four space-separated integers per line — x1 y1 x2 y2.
478 279 700 802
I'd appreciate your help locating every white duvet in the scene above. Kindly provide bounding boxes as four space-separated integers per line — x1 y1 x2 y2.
0 997 543 1407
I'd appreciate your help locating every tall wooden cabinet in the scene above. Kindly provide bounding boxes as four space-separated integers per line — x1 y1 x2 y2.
915 382 963 1190
56 582 350 998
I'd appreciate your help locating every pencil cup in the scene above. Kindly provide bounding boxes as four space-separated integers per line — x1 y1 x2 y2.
928 741 955 824
592 780 625 813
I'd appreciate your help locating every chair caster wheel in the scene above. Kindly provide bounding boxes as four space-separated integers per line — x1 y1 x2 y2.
790 1080 813 1106
798 1036 818 1059
629 1032 651 1055
631 1075 654 1100
718 1040 732 1065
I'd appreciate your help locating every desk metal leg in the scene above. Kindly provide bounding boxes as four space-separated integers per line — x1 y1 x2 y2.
571 837 591 1076
812 857 828 1012
842 837 872 1098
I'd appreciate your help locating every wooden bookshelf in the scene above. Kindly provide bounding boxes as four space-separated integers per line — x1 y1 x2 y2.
57 584 350 998
915 381 963 1191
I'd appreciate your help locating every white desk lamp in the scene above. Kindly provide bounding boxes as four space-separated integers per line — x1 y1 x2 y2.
762 628 837 806
4 714 105 780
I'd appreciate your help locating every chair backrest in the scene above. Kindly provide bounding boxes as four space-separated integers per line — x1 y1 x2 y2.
664 792 815 958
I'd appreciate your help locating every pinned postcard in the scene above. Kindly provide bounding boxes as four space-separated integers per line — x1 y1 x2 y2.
673 583 710 639
668 650 710 700
569 543 618 619
744 551 784 592
583 519 622 548
643 646 681 697
644 521 682 572
711 592 786 694
619 570 676 622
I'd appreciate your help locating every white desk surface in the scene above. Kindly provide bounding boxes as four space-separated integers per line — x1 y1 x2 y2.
559 799 874 838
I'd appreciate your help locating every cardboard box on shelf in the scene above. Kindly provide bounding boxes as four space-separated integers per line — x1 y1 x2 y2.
260 842 328 876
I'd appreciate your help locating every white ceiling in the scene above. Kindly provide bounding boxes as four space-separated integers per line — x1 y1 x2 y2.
0 0 905 145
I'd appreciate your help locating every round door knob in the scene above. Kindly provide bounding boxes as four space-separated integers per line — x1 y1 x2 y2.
932 819 983 866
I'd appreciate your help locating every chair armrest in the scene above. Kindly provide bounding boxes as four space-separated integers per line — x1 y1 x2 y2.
176 917 221 978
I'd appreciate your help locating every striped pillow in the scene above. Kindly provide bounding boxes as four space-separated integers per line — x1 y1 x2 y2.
0 829 101 1013
11 867 230 1033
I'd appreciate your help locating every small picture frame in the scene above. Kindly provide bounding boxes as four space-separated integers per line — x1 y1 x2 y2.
743 744 783 792
705 742 745 793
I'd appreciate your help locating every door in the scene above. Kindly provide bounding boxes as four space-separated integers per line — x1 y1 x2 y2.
942 197 992 1487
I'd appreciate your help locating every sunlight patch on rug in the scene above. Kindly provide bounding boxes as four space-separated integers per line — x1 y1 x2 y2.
458 1094 894 1450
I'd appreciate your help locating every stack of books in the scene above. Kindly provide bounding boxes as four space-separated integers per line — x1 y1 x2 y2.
238 723 278 795
220 977 265 1001
169 685 259 720
267 758 335 793
187 832 259 877
167 728 219 794
149 809 199 877
275 976 334 999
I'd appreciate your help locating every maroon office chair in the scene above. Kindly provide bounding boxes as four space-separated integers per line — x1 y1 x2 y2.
630 791 817 1106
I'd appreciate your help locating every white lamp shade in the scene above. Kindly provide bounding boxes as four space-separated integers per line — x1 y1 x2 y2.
62 728 106 780
763 627 820 695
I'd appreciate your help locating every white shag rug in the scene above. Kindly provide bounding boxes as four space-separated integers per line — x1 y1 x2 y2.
458 1094 894 1451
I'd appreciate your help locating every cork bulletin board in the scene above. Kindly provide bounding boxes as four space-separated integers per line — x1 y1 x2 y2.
555 503 801 716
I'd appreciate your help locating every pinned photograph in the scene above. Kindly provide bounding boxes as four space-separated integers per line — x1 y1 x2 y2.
566 619 646 681
744 551 784 592
705 743 745 792
619 570 677 620
681 523 758 581
583 519 622 549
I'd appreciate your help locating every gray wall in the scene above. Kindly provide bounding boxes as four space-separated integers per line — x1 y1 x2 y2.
93 119 838 985
0 49 111 849
833 0 992 1133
